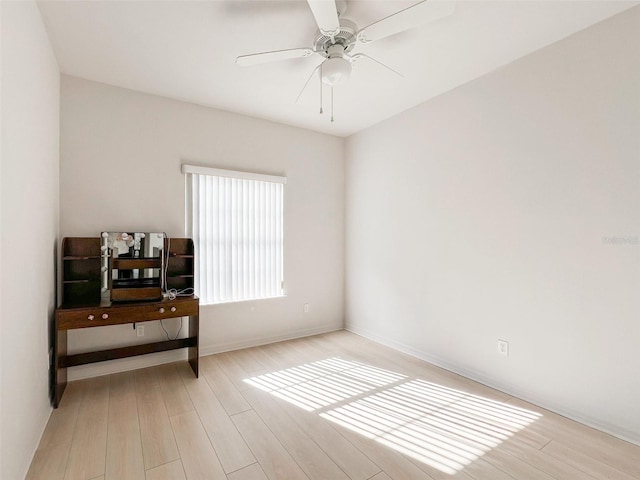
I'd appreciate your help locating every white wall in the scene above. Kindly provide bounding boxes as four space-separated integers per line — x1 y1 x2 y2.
0 4 3 473
0 2 60 478
0 3 4 473
60 76 344 379
345 7 640 444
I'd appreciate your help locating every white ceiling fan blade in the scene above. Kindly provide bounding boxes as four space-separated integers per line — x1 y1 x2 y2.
356 0 456 44
350 54 404 78
307 0 340 36
236 48 315 67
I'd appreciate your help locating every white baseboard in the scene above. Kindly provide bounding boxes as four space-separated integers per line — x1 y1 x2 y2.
346 324 640 447
67 324 342 381
199 324 342 357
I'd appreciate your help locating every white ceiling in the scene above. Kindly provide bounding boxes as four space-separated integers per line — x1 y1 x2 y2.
38 0 638 137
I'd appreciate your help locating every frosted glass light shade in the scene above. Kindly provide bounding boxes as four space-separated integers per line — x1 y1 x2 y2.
322 57 352 86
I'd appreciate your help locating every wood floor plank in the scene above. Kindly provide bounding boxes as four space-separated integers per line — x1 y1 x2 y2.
542 440 639 480
134 367 180 470
105 372 145 480
201 355 252 415
230 348 270 373
481 448 556 480
216 351 256 391
290 336 330 358
145 459 187 480
323 418 437 480
368 473 393 480
227 463 270 480
26 382 84 480
460 458 518 480
64 375 110 480
258 342 302 369
155 363 194 417
231 409 309 480
251 385 381 480
553 436 640 479
242 387 351 480
281 337 330 365
507 397 640 478
501 423 551 451
492 441 599 480
177 362 255 473
245 345 282 373
170 410 227 480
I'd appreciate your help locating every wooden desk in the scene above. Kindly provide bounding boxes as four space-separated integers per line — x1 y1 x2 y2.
53 296 199 408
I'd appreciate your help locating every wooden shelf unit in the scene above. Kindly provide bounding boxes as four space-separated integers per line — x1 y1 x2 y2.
164 237 195 292
61 237 102 306
54 236 199 408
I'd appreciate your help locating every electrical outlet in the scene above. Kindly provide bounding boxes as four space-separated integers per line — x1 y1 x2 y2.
136 325 145 337
498 339 509 356
303 303 310 313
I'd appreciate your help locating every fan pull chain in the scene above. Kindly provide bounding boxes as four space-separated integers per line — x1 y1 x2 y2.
331 86 334 122
319 64 323 114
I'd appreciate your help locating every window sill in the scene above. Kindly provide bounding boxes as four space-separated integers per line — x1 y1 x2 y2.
200 294 287 307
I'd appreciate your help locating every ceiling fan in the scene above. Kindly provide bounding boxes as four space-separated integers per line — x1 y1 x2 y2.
236 0 456 121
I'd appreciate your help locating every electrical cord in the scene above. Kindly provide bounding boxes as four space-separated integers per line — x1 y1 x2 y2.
160 317 182 341
163 233 170 293
160 233 194 340
165 287 195 300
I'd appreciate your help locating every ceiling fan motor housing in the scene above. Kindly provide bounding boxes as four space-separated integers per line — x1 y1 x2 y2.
314 19 357 55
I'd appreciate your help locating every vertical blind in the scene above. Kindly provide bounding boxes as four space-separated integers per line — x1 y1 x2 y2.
184 165 285 305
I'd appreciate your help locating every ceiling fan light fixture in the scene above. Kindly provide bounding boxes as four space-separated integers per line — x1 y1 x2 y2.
321 56 352 86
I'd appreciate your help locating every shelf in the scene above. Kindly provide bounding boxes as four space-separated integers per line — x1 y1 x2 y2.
62 280 101 306
62 237 101 258
61 237 194 304
165 238 194 256
63 259 101 282
111 286 162 302
112 278 160 288
58 337 197 368
111 257 162 269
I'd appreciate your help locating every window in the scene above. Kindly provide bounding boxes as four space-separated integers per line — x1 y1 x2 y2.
183 165 285 305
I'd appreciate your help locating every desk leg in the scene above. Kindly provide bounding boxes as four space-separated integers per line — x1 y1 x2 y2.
53 327 67 408
188 314 199 377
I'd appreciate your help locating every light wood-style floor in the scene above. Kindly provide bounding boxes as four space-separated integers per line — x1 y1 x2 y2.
27 330 640 480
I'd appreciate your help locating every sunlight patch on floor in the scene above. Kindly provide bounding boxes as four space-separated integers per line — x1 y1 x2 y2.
244 357 541 474
244 357 406 411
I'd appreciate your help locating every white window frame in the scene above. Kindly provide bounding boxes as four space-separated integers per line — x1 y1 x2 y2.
183 164 286 305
